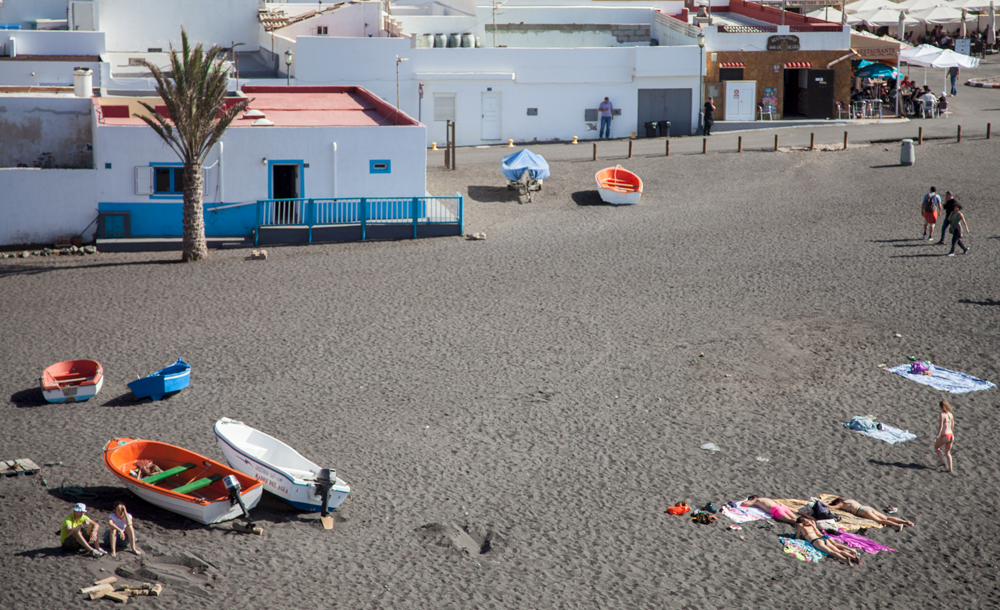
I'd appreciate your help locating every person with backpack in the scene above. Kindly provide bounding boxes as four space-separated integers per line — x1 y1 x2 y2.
921 186 941 240
946 203 970 256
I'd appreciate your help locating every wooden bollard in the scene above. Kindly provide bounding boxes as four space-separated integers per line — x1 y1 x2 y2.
738 136 743 153
844 131 849 150
628 140 633 158
918 126 923 145
703 138 707 154
593 142 597 161
987 123 992 139
774 134 779 151
810 133 815 151
665 140 670 156
957 125 962 143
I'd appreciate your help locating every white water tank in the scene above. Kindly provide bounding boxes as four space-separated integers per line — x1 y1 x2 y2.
73 67 93 98
461 33 474 48
421 33 434 48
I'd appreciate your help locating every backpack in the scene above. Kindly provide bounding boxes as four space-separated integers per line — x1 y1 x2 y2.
812 500 837 521
923 194 939 213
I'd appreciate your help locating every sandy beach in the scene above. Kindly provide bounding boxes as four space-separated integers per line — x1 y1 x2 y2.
3 65 1000 607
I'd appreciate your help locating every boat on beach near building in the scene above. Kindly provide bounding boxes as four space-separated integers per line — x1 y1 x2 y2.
214 417 351 512
596 166 643 205
40 359 104 403
103 437 263 524
128 358 191 401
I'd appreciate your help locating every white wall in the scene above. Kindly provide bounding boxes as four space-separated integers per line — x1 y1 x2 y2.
0 58 102 87
278 2 387 39
0 169 102 245
0 30 105 55
95 0 260 52
394 15 479 38
0 0 70 28
93 122 427 203
295 37 703 144
704 25 852 52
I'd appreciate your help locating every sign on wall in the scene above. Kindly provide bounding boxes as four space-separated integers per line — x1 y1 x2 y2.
767 35 800 51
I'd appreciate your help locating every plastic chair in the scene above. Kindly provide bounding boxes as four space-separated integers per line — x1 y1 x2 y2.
758 103 776 121
836 102 850 119
921 100 937 119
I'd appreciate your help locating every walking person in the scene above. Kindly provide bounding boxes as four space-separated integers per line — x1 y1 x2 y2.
921 186 941 240
948 66 959 96
946 203 970 256
703 97 716 136
936 191 957 244
598 97 614 140
935 400 956 473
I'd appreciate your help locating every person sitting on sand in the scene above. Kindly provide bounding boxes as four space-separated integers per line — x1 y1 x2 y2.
105 502 141 557
61 503 105 557
828 497 914 531
741 495 797 526
795 516 860 566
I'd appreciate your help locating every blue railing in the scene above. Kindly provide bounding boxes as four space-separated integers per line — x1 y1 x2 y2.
254 194 463 245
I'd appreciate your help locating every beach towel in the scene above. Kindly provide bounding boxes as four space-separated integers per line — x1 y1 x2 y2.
780 537 825 563
829 529 896 554
777 498 883 531
888 363 995 394
842 418 917 445
721 501 770 523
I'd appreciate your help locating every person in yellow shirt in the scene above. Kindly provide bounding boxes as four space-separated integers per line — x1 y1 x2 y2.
61 503 105 557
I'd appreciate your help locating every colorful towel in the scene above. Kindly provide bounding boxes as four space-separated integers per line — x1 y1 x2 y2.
888 363 995 394
777 498 883 531
829 529 896 554
721 501 770 523
780 537 825 562
841 419 917 445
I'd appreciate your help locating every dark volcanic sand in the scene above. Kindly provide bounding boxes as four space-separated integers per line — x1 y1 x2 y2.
3 69 1000 609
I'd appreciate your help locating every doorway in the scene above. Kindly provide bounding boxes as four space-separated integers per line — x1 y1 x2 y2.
481 92 501 140
807 69 835 119
270 162 302 224
783 69 806 117
636 88 692 137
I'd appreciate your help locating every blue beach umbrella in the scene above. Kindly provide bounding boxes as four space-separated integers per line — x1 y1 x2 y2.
856 63 899 79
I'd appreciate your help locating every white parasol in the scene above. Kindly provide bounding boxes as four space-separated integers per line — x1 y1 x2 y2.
990 2 997 47
845 0 897 14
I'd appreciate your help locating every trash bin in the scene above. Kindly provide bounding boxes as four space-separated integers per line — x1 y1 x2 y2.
900 138 915 166
658 120 671 138
644 121 658 138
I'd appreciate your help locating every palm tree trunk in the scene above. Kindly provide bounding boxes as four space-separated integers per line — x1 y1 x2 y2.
182 163 209 261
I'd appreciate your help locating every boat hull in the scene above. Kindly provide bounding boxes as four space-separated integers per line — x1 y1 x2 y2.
596 166 643 205
103 437 263 524
214 418 350 513
128 358 191 401
40 360 104 403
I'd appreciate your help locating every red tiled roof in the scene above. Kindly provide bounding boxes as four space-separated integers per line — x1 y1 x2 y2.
719 62 745 68
785 61 813 68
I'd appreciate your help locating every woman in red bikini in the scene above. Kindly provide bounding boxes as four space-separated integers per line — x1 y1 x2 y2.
935 399 955 473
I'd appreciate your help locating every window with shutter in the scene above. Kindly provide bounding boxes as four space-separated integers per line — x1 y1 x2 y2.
433 94 456 122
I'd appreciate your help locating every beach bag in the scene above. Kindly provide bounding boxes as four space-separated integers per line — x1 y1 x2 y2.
812 501 836 521
910 361 931 375
691 510 716 525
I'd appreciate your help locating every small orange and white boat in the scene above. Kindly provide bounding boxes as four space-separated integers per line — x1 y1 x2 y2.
103 438 264 524
596 166 643 205
40 359 104 403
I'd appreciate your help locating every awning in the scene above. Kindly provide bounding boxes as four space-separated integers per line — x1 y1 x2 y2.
785 61 813 68
851 30 904 61
719 62 745 67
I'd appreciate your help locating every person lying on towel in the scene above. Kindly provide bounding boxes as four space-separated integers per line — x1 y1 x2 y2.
827 497 914 531
741 495 797 526
796 516 860 566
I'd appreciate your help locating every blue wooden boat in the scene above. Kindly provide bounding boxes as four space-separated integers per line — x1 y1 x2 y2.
128 358 191 401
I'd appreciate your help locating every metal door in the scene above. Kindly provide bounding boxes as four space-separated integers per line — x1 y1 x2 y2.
637 89 692 136
723 81 756 121
481 92 501 140
807 69 836 119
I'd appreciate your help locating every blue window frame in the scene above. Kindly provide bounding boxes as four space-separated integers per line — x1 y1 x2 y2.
149 162 184 199
370 160 391 174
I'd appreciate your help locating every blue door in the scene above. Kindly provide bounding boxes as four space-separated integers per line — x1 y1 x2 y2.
105 215 125 238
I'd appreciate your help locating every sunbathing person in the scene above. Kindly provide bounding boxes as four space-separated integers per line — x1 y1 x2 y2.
795 516 860 566
828 497 914 531
741 495 797 526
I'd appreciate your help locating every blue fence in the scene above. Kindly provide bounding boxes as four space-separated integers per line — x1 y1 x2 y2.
254 194 463 246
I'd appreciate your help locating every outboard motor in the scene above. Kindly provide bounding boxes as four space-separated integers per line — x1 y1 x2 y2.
224 475 255 529
314 468 336 529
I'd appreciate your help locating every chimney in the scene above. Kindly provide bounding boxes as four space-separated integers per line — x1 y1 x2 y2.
73 67 93 98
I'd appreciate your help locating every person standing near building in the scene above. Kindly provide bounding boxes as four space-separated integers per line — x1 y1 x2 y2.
948 66 959 96
703 97 716 136
921 186 941 240
599 97 614 140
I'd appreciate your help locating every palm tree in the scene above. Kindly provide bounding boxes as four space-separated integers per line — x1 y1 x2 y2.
136 29 249 261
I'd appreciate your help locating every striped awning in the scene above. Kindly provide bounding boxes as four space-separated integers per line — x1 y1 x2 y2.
785 61 813 68
719 62 745 68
